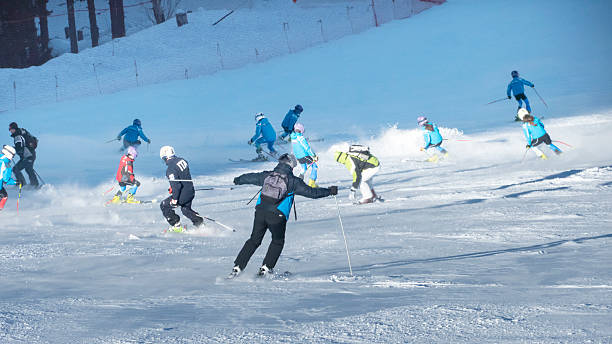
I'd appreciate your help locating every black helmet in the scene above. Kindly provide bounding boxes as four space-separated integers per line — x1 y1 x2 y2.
278 153 297 168
294 104 303 113
133 119 141 127
511 70 519 78
9 122 18 131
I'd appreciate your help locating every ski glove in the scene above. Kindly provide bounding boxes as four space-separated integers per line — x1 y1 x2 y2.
329 186 338 195
233 177 240 185
116 136 121 141
507 95 511 99
526 145 531 149
248 139 253 145
170 199 179 208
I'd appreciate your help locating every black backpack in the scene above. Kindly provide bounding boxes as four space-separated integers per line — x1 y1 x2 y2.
22 129 38 150
261 171 289 203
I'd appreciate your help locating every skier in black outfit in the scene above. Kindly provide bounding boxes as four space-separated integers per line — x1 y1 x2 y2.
159 145 203 232
8 122 38 188
229 153 338 278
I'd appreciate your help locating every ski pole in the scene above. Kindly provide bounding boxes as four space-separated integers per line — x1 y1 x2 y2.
261 149 279 161
106 139 117 143
486 97 509 105
521 147 531 163
246 188 261 205
533 87 548 108
195 186 236 191
16 183 22 214
333 195 353 277
553 140 573 148
103 184 116 195
34 170 46 185
203 216 236 232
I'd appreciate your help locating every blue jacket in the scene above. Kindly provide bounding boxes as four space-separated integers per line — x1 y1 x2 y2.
522 116 547 144
507 77 534 97
422 123 443 147
118 124 150 143
251 118 276 143
290 132 315 159
281 109 300 132
1 156 17 185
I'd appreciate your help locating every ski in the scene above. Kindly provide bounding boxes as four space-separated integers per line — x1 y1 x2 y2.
105 199 154 206
229 158 269 163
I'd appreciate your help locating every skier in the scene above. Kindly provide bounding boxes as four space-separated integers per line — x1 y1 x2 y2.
517 108 562 160
507 70 535 115
279 104 303 141
248 112 277 161
334 145 381 204
8 122 39 188
159 145 204 232
117 119 151 150
110 146 141 204
228 153 338 278
417 116 448 162
0 145 18 210
290 123 319 187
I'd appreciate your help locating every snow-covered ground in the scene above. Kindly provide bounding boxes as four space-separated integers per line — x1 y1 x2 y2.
1 0 612 342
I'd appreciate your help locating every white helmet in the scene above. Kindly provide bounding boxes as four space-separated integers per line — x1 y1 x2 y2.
1 145 16 160
159 146 175 160
517 108 530 121
255 112 265 122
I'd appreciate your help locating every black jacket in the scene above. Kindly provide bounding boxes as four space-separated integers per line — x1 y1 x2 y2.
11 128 34 160
165 156 195 204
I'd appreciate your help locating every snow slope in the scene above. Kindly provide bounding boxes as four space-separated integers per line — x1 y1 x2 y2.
1 0 612 342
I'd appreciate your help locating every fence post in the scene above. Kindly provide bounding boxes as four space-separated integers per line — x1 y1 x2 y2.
55 74 59 101
13 81 16 110
347 6 355 34
185 68 189 79
134 59 139 87
371 0 379 27
255 48 259 61
92 64 102 94
283 22 292 53
217 42 224 69
318 19 326 43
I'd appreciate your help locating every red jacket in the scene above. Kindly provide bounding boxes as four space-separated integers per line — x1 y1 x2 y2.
116 155 135 183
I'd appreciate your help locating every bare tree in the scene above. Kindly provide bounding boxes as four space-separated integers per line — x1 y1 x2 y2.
146 0 182 24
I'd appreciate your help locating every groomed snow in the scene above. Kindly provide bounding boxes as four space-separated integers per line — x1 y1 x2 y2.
1 0 612 342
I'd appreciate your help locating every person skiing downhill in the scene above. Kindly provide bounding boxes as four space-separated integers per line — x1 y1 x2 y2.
8 122 39 188
249 113 278 161
159 146 204 232
228 153 338 278
0 145 18 211
290 123 319 187
517 108 562 160
507 70 535 114
110 146 141 204
117 119 151 150
417 116 448 162
279 104 303 141
334 145 381 204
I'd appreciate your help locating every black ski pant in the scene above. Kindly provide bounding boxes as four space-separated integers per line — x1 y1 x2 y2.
160 196 203 227
13 156 38 187
234 209 287 270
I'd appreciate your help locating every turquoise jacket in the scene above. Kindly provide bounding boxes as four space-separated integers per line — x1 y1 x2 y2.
522 116 547 144
422 123 443 147
1 156 17 185
290 132 315 159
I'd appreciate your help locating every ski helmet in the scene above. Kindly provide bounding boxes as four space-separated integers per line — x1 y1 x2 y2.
9 122 18 131
517 108 530 121
133 119 142 127
511 70 519 78
255 112 265 122
294 104 303 113
159 145 175 160
417 116 428 126
278 153 297 168
293 123 305 133
1 145 16 160
127 146 138 159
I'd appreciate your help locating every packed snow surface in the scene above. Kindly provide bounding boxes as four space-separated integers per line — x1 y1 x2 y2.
1 0 612 342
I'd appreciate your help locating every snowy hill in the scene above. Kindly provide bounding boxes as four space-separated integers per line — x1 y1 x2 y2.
1 0 612 342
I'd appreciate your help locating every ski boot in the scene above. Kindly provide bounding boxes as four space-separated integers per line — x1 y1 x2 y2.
125 193 140 204
166 222 186 233
110 192 123 204
227 266 241 279
257 265 273 277
426 155 440 163
307 179 318 188
358 197 375 205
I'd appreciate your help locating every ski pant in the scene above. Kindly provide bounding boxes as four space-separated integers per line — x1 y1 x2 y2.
514 93 531 113
118 180 140 195
160 196 203 227
279 129 292 140
13 156 38 187
122 139 141 150
234 209 287 270
254 137 276 153
425 142 447 155
531 133 562 154
359 166 380 200
298 156 318 181
0 186 7 210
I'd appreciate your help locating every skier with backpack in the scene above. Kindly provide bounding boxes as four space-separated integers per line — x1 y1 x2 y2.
110 146 141 204
0 145 18 210
517 108 562 160
334 145 381 204
8 122 39 188
507 70 535 115
279 104 303 142
290 123 319 187
417 116 448 162
117 119 151 150
248 112 278 161
228 153 338 278
159 146 204 232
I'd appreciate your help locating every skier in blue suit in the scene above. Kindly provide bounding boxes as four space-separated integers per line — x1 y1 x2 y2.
249 113 278 160
507 70 535 113
279 104 303 141
417 116 448 161
117 119 151 150
517 108 561 160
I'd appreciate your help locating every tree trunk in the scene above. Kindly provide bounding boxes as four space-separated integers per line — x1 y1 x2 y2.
109 0 126 39
37 0 50 59
151 0 166 24
86 0 99 47
66 0 78 53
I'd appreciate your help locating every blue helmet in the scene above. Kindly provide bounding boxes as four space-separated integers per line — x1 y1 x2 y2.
133 119 141 127
294 104 303 113
511 70 519 78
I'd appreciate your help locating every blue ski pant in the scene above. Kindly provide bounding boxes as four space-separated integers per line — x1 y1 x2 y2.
255 137 276 153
